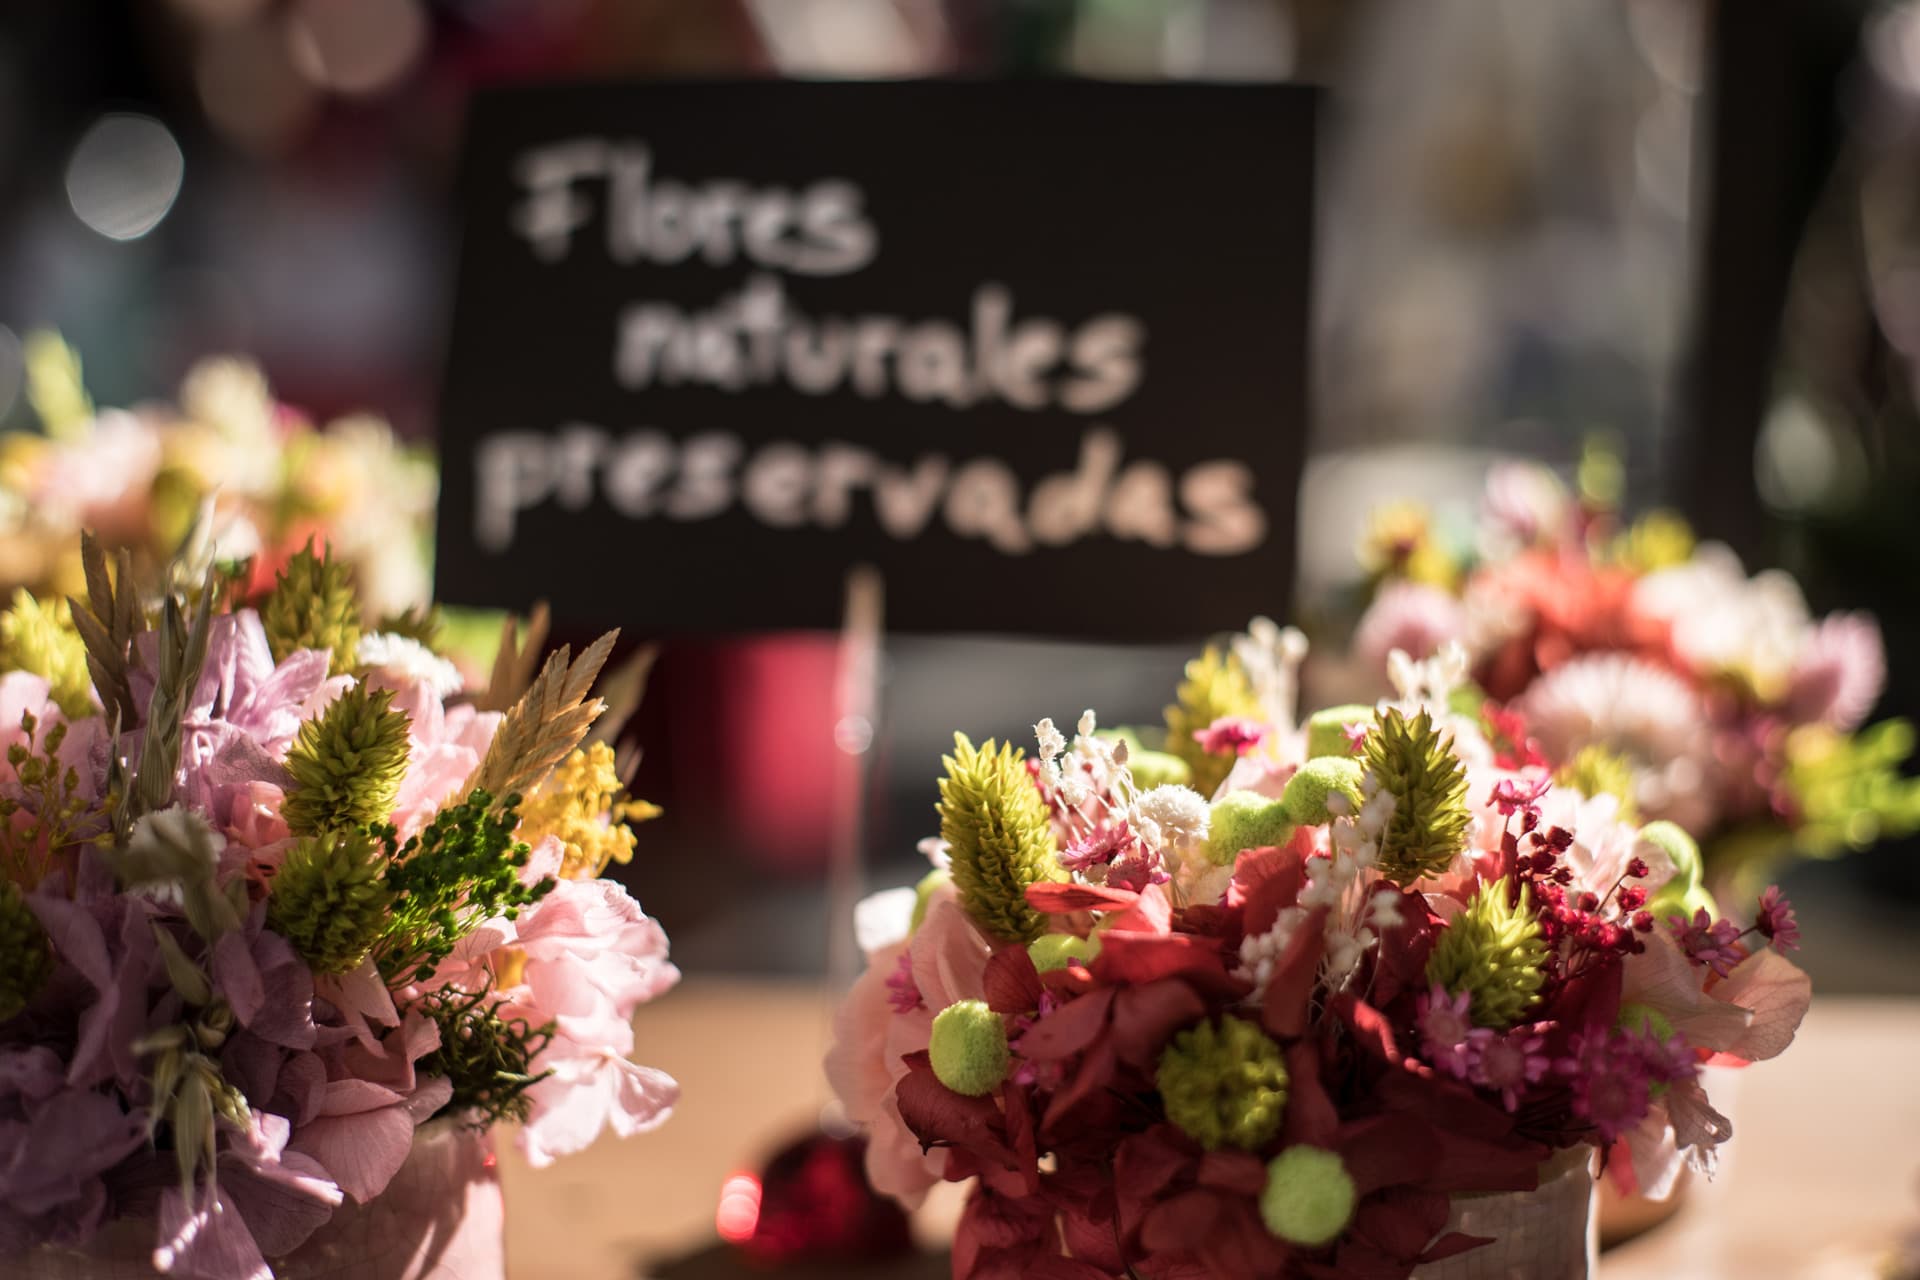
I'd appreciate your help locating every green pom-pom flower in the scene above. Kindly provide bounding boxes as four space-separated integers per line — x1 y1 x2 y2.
1157 1014 1289 1151
1282 758 1365 827
0 591 94 718
928 999 1009 1096
266 828 395 974
1028 932 1101 973
263 542 362 676
1555 744 1639 821
0 881 52 1023
1425 878 1549 1028
1206 790 1296 865
938 733 1061 944
282 684 413 836
1363 708 1471 884
1260 1146 1355 1247
1126 748 1193 792
1304 705 1372 761
1164 646 1262 798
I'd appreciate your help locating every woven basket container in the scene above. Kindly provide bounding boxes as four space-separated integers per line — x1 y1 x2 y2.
15 1120 505 1280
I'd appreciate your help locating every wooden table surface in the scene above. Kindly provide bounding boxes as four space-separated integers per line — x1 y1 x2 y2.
497 981 1920 1280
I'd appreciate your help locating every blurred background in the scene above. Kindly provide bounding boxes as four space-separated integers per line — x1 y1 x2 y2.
0 0 1915 998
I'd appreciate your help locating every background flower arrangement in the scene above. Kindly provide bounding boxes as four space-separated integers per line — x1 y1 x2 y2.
1349 457 1920 893
828 622 1809 1279
0 530 676 1277
0 332 435 624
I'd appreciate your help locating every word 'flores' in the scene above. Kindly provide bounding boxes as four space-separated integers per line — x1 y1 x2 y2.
476 426 1265 557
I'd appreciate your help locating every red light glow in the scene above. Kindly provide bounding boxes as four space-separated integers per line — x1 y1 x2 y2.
714 1171 763 1245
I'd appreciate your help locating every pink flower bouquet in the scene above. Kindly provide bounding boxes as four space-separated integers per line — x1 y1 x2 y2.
827 623 1809 1279
1351 462 1920 889
0 533 676 1277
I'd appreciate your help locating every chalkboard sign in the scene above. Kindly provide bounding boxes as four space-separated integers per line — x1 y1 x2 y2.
435 80 1314 639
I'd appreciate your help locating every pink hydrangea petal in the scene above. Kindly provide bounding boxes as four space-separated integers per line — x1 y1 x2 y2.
288 1106 418 1204
153 1187 272 1280
1707 948 1812 1062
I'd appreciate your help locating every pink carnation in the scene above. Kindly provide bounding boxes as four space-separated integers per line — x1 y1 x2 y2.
430 862 681 1170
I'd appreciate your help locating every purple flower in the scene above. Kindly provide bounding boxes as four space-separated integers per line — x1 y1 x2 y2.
1754 886 1801 953
1490 773 1552 819
884 950 924 1014
1668 908 1745 978
1416 983 1475 1080
1057 823 1132 874
1465 1027 1550 1112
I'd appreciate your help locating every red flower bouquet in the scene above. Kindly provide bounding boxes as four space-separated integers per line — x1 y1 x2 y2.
827 625 1810 1279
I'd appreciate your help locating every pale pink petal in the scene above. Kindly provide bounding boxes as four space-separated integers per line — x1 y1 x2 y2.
289 1107 417 1204
1621 1105 1687 1201
604 1058 678 1137
1707 948 1812 1062
909 898 992 1011
1620 931 1755 1051
153 1187 272 1280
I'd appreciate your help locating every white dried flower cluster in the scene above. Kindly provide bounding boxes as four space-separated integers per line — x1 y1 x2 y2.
357 631 463 699
1386 641 1471 717
1232 616 1311 730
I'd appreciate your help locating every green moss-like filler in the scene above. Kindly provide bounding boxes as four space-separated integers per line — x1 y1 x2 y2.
1260 1146 1355 1247
1364 708 1472 885
928 999 1009 1097
266 829 395 974
416 984 554 1127
1157 1015 1289 1151
1028 932 1101 973
1164 646 1262 798
263 542 361 676
0 881 51 1023
281 684 413 836
1425 878 1550 1029
1206 790 1296 866
910 867 951 933
1127 748 1193 792
1555 745 1639 821
1641 820 1718 921
1282 758 1365 827
0 591 94 718
372 789 554 985
1304 705 1373 761
937 733 1060 944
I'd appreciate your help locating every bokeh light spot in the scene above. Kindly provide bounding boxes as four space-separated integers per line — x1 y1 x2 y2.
65 114 184 242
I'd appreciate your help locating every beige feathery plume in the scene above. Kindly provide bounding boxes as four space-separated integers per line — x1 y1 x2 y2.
464 630 618 804
474 603 552 713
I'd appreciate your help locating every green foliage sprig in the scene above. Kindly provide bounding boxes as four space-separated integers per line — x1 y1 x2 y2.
372 789 554 985
416 984 555 1127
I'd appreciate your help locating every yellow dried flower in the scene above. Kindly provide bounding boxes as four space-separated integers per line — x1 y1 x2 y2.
0 590 94 718
517 742 660 880
1165 646 1261 798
